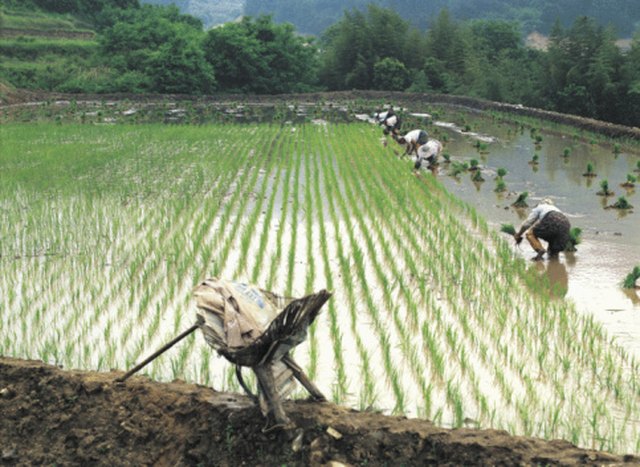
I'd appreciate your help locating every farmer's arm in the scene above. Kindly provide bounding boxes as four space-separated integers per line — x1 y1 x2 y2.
516 208 540 239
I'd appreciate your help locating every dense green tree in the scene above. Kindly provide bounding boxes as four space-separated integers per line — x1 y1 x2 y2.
542 16 625 119
98 5 214 93
373 57 410 91
618 32 640 125
318 5 424 90
202 15 318 93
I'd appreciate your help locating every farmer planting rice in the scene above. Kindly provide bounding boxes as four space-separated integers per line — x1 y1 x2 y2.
375 106 401 135
414 138 443 170
514 198 572 261
393 128 429 156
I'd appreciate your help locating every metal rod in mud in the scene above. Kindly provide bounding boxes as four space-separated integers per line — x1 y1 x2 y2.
115 323 200 383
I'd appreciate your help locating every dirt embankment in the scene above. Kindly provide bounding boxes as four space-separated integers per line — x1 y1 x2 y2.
0 357 637 466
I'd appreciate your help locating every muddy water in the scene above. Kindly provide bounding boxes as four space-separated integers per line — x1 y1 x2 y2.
433 117 640 356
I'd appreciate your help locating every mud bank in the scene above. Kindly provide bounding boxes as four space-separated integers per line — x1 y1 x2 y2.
0 357 636 466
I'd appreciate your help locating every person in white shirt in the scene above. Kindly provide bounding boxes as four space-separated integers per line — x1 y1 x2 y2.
376 107 401 135
393 129 428 156
414 139 443 170
515 198 571 260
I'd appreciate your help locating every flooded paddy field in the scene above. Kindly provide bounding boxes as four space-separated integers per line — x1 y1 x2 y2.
2 97 640 454
428 111 640 356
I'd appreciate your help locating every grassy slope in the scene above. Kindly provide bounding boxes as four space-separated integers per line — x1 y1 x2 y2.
0 7 98 90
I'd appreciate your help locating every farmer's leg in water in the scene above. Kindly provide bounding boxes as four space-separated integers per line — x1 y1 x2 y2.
525 228 546 260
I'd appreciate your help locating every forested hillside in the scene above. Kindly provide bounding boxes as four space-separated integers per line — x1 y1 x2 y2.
137 0 640 36
2 1 640 126
245 0 640 36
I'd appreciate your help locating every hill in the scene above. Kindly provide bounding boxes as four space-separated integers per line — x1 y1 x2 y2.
139 0 640 36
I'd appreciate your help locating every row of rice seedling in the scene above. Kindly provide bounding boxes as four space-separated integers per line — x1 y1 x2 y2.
1 121 639 454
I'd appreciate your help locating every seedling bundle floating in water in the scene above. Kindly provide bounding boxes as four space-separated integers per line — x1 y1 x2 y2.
565 227 582 252
597 180 614 196
511 192 528 208
622 266 640 289
500 223 516 236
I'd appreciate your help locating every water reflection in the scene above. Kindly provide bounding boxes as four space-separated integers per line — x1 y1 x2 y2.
435 111 640 355
623 288 640 305
531 259 569 298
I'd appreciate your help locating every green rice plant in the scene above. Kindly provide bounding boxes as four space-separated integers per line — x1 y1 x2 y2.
622 266 640 289
597 179 614 196
565 227 582 252
610 196 633 209
496 167 507 179
442 152 451 163
562 147 571 157
511 192 529 208
449 161 468 177
635 160 640 173
529 153 539 165
494 179 507 193
613 143 621 155
500 223 516 236
583 163 597 177
469 159 479 170
622 173 637 187
471 170 485 182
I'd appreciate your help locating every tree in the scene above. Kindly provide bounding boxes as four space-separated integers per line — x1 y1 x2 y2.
98 4 215 93
318 5 422 91
373 57 409 91
202 15 318 94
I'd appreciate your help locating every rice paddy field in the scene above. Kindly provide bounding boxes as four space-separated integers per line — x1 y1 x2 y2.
1 120 640 454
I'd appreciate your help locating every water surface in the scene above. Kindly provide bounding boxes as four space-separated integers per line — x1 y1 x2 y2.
434 116 640 356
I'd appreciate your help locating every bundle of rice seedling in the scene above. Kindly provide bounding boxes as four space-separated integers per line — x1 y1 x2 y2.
511 191 528 208
565 227 582 252
500 223 516 236
622 266 640 289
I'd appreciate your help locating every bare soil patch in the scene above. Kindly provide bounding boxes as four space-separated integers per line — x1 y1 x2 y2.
0 357 636 466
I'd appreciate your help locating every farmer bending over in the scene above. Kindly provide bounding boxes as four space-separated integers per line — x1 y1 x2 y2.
394 129 428 157
414 139 443 170
378 107 402 136
515 198 571 261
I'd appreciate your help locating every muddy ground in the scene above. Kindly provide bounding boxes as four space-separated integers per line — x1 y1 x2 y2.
0 357 637 466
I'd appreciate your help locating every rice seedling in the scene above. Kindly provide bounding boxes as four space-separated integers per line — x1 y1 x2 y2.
529 154 539 165
563 147 572 157
534 135 543 147
622 266 640 289
621 174 636 188
609 196 633 209
597 180 614 196
635 160 640 173
2 120 640 455
583 163 597 177
494 179 507 193
500 223 516 236
449 161 468 177
564 227 582 252
511 192 529 208
496 167 507 179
